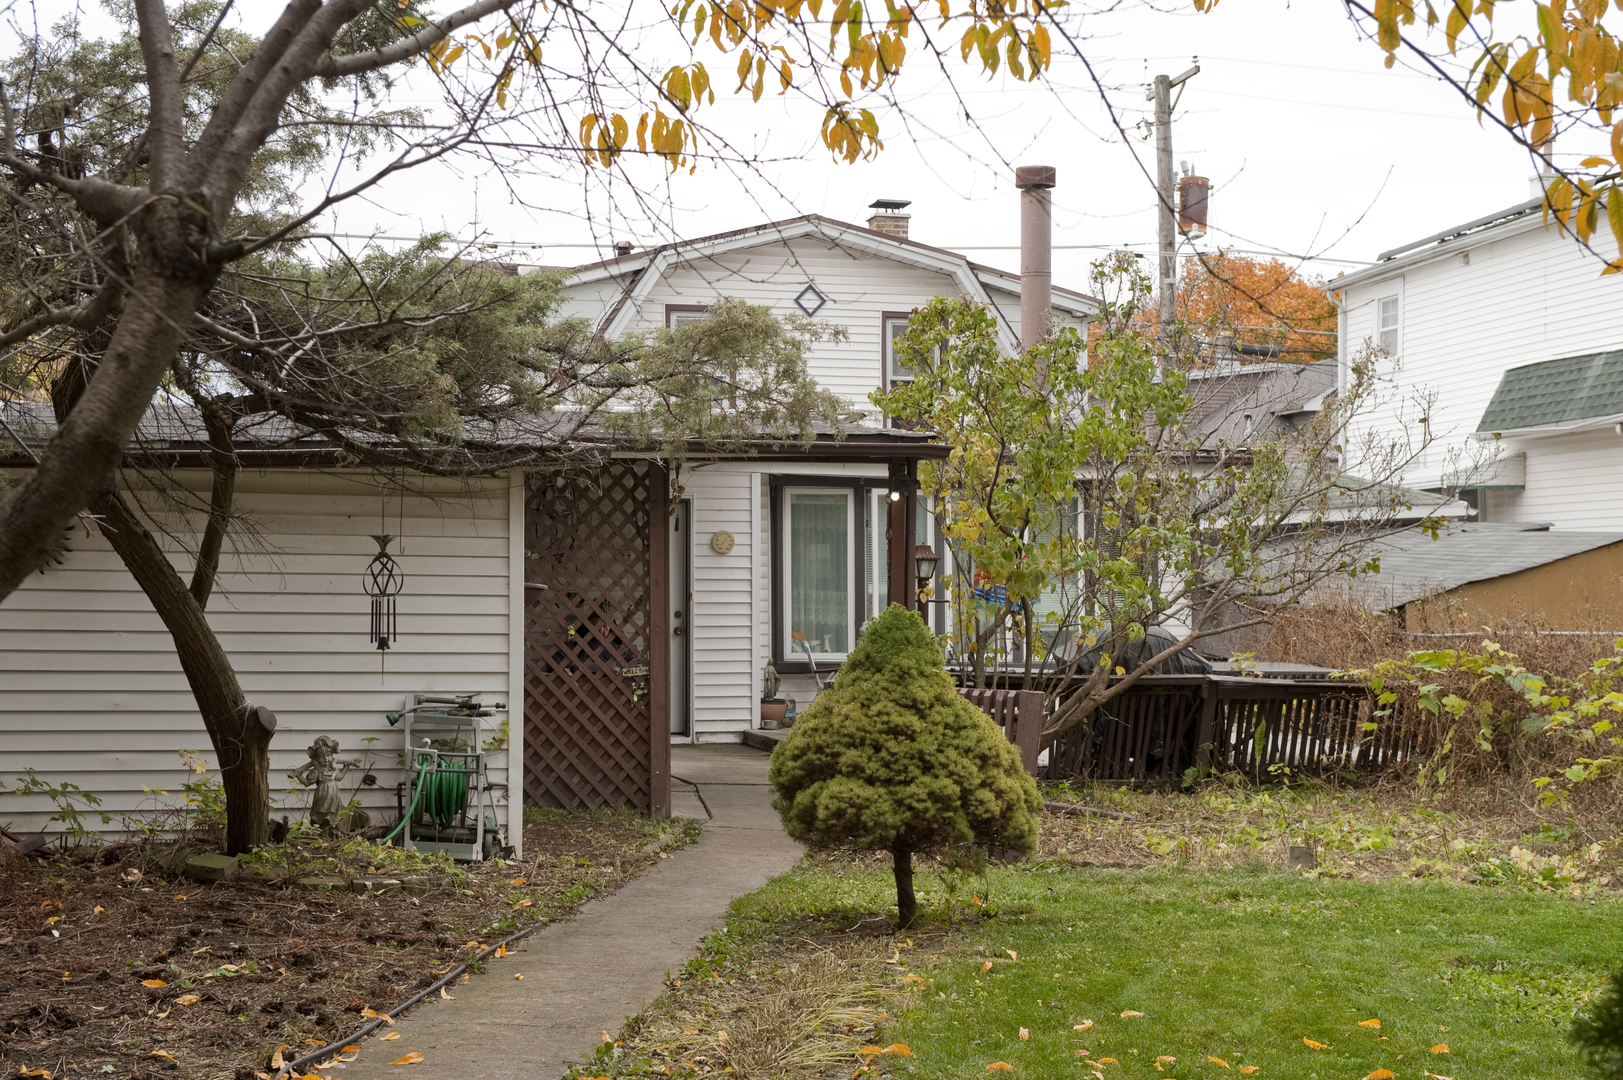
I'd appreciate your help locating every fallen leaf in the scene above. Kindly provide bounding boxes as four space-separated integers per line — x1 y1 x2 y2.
390 1052 424 1065
602 1031 615 1043
43 916 60 925
175 895 187 901
1158 1056 1178 1066
20 1069 53 1079
681 1027 701 1035
1424 1073 1454 1080
858 1046 885 1056
509 877 527 885
342 1046 362 1054
141 979 168 988
1075 1048 1091 1056
514 973 524 980
1120 1010 1144 1018
1206 1056 1227 1068
155 1006 171 1020
1098 1057 1118 1064
93 906 104 914
1239 1068 1260 1075
882 1044 912 1057
462 941 479 949
512 897 532 909
980 961 993 973
972 893 983 906
1302 1039 1329 1050
1074 1020 1094 1031
1430 1044 1450 1054
899 974 926 987
986 1063 1013 1073
175 994 201 1006
1006 949 1018 961
439 986 454 1000
497 944 507 958
148 1050 176 1061
1018 1027 1030 1041
270 1045 289 1070
1359 1019 1382 1029
1363 1071 1395 1080
380 1032 401 1042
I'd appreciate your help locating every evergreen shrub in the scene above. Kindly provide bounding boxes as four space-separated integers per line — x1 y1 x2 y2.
768 604 1042 927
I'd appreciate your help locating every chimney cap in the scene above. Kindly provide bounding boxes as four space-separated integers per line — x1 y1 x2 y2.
1014 165 1056 190
868 198 911 211
613 241 634 257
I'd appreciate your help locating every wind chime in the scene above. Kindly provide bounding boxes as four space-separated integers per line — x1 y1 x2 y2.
363 533 404 673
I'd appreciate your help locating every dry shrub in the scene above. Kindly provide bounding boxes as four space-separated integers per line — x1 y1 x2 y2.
639 948 887 1079
1253 602 1623 802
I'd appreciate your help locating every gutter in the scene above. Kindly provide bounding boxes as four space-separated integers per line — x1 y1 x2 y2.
1471 410 1623 441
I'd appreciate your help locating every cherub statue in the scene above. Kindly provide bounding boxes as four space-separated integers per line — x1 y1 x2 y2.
288 736 363 831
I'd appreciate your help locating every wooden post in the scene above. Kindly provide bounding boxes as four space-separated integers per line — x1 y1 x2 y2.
886 461 910 613
1013 689 1044 776
903 460 919 612
647 463 672 819
1195 676 1218 771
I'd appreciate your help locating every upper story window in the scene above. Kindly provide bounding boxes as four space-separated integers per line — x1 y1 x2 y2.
1378 296 1400 353
882 312 915 388
666 304 709 329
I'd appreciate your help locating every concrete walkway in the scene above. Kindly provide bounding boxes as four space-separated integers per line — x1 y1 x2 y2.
341 744 801 1080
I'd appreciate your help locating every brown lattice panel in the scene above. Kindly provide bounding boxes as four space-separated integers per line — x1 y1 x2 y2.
523 465 656 811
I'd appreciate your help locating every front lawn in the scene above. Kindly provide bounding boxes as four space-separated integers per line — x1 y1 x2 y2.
731 860 1621 1080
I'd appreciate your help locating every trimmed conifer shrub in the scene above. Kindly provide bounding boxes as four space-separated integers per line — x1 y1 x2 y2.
1573 966 1623 1079
768 603 1042 928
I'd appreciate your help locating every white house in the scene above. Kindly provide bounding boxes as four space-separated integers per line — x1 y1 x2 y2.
1332 186 1623 528
0 197 1093 841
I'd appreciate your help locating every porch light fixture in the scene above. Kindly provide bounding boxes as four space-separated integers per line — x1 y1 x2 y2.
914 544 939 586
794 283 828 317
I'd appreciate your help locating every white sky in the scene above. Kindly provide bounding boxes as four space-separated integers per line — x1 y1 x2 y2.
32 1 1597 290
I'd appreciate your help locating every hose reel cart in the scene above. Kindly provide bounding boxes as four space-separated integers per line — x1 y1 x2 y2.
385 694 507 861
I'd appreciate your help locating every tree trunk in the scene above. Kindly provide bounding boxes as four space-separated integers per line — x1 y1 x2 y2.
93 491 272 854
0 263 209 601
893 844 918 929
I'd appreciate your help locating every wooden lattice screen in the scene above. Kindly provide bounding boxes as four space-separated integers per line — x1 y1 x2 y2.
522 464 669 813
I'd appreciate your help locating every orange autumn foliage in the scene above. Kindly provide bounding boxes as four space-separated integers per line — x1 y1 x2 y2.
1175 253 1338 363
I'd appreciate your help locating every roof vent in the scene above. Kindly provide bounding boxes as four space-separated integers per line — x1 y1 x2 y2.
866 198 911 240
613 241 633 257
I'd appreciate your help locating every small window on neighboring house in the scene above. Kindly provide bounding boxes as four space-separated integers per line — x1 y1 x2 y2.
882 313 914 388
1378 296 1400 353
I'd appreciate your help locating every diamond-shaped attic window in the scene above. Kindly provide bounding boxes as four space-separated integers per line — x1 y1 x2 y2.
794 283 828 317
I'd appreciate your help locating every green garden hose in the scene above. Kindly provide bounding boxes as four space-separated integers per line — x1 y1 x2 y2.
381 754 471 841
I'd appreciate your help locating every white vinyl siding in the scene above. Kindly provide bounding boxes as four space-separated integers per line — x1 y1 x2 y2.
682 466 757 740
1341 216 1623 494
0 470 515 841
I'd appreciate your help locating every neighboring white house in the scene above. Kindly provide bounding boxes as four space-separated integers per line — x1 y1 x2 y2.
1332 187 1623 529
553 206 1095 742
0 201 1094 840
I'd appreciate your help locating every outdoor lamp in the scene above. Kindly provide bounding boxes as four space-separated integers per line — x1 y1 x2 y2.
914 544 939 587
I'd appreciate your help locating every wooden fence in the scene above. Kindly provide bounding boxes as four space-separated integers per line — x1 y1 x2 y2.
957 687 1043 776
1041 674 1414 784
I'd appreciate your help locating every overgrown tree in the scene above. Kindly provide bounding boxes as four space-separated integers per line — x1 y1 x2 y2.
769 604 1042 929
0 0 1061 602
875 253 1464 744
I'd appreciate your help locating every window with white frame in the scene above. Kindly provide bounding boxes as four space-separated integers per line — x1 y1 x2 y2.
1378 296 1400 353
782 489 855 659
882 313 914 387
667 304 710 329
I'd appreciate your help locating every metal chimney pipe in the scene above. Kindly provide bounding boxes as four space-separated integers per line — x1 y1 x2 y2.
1015 165 1056 353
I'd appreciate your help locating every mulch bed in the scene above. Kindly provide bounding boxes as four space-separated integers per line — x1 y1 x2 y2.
0 810 697 1080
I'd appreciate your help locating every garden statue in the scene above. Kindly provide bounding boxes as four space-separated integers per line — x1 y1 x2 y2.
288 736 363 832
761 659 781 700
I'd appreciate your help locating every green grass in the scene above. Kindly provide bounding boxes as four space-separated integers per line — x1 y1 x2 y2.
732 860 1623 1080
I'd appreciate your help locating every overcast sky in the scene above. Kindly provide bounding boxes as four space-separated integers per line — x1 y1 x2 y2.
33 0 1590 289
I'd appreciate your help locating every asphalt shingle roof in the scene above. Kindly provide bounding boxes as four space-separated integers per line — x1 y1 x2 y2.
1477 349 1623 432
1320 521 1623 610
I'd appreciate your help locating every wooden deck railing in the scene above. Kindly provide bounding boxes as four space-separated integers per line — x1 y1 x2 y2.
1040 674 1394 784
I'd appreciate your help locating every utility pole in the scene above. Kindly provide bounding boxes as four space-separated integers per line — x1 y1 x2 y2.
1148 62 1199 347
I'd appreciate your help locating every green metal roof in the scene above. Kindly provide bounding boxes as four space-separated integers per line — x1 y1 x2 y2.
1478 349 1623 432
